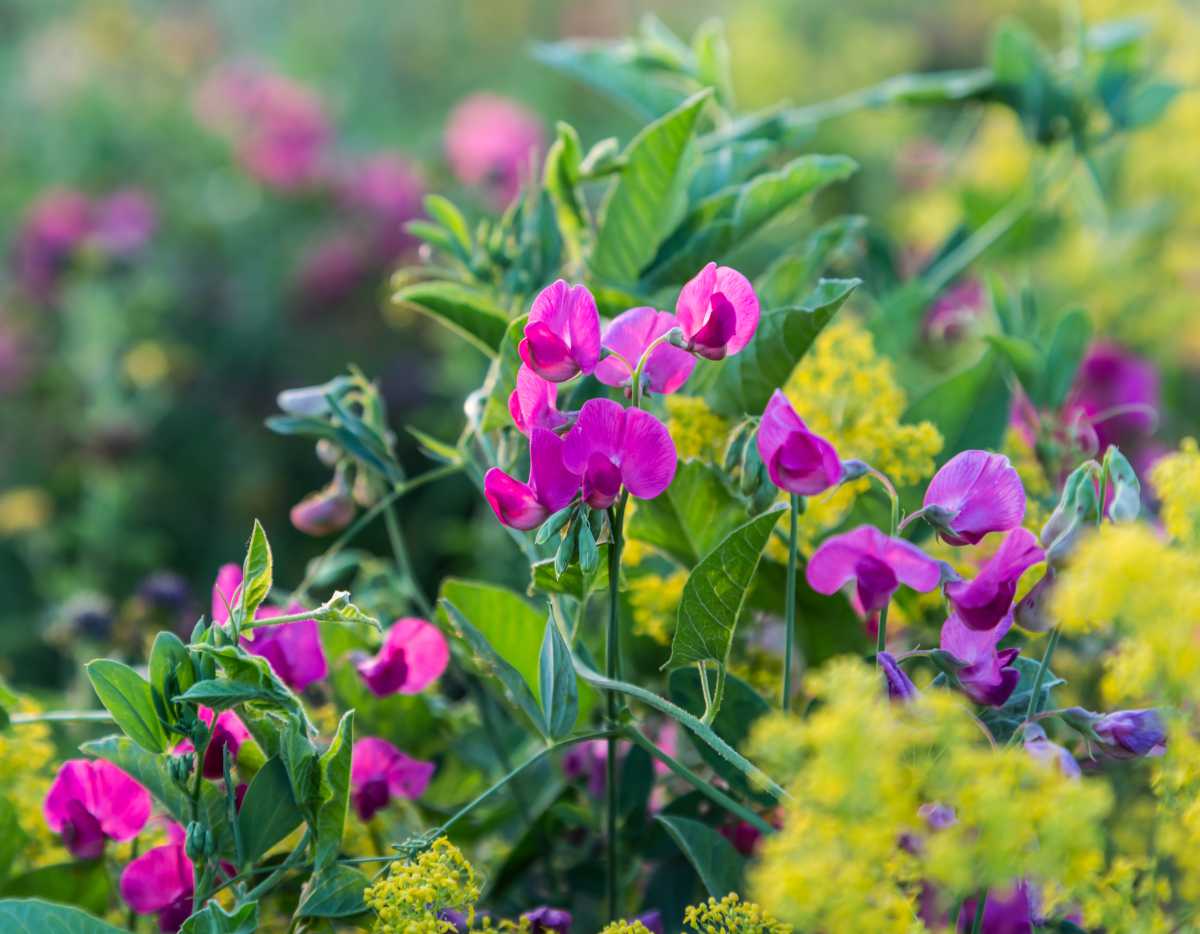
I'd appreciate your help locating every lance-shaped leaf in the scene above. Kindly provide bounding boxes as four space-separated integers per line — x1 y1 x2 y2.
706 279 859 416
664 505 785 669
538 617 579 740
656 814 746 898
314 711 355 871
238 520 272 624
148 631 194 724
591 90 712 286
85 660 168 753
1035 309 1091 409
175 680 282 711
179 902 259 934
626 461 746 568
388 281 509 357
238 756 304 864
296 864 369 919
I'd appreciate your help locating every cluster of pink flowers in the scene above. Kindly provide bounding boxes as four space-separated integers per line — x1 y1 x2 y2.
484 263 760 530
444 93 545 208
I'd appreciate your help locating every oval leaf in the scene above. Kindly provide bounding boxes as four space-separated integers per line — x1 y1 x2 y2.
238 756 304 864
538 617 579 740
0 899 125 933
85 660 167 753
655 814 745 898
388 281 509 357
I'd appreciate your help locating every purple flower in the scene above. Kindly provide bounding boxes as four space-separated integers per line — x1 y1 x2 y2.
878 651 919 702
350 737 435 821
635 911 665 934
594 306 695 396
519 280 601 382
756 390 843 495
1093 709 1167 759
720 820 764 856
674 262 760 360
120 822 195 933
175 706 252 780
92 189 157 257
484 428 581 530
921 450 1026 546
924 278 984 343
918 803 957 832
444 93 545 207
956 882 1038 934
562 398 677 510
939 612 1021 707
334 151 426 260
13 189 92 300
1065 341 1159 450
355 617 449 697
1023 724 1081 778
43 760 151 859
509 365 569 436
290 483 356 536
522 906 573 933
945 528 1044 632
806 525 942 614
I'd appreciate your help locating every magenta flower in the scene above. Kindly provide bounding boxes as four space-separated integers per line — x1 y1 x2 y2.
120 823 195 933
1065 341 1159 450
594 307 695 396
562 398 677 510
956 882 1039 933
519 280 601 382
356 617 450 697
920 450 1026 546
484 428 581 530
334 152 426 260
878 651 918 702
522 907 573 934
720 820 764 857
923 278 984 343
92 189 157 257
350 737 435 821
444 93 545 206
1093 709 1167 760
175 706 252 780
43 760 151 859
756 390 843 495
1023 724 1081 778
674 262 760 360
13 189 92 300
939 612 1020 707
509 365 569 436
806 525 941 614
293 232 371 308
290 483 356 536
945 528 1044 632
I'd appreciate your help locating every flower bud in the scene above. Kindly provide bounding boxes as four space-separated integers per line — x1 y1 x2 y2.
184 821 214 861
290 483 356 537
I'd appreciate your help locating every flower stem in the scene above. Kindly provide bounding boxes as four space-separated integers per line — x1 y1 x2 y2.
876 601 890 659
783 493 800 711
384 500 432 616
1017 626 1061 740
605 495 628 922
970 888 988 934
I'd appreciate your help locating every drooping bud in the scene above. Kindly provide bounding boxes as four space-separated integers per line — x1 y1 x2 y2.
290 482 356 536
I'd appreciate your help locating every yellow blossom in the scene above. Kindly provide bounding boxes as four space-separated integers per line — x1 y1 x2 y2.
664 395 731 463
366 837 481 934
1151 438 1200 546
629 571 686 645
683 893 791 934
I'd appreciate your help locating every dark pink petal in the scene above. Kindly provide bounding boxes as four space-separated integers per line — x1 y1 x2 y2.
351 737 435 820
923 450 1025 546
44 760 151 846
880 538 942 592
357 618 449 696
187 708 252 779
522 280 600 381
242 610 328 691
758 392 842 496
211 563 243 623
688 292 738 360
120 842 193 914
387 752 436 800
565 283 601 374
940 611 1022 707
562 398 625 473
674 262 718 339
756 390 806 465
582 452 622 510
509 366 566 436
61 800 105 860
43 760 90 833
713 265 760 356
596 307 693 395
806 533 872 596
529 428 582 514
484 468 547 531
520 322 578 382
619 407 677 500
853 554 899 613
1065 341 1159 449
946 528 1044 631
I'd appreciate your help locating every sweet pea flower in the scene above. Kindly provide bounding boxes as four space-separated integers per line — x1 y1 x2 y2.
120 822 196 932
293 232 371 308
878 651 919 702
350 737 435 821
919 450 1025 546
509 365 569 436
519 280 601 382
806 525 942 614
756 390 843 495
635 912 665 934
939 611 1020 707
13 189 92 299
594 307 695 396
562 398 677 510
924 278 984 343
355 617 449 697
720 820 764 856
956 882 1039 933
43 760 151 859
175 706 252 780
290 483 356 536
674 262 760 360
92 189 157 257
1093 709 1167 759
484 428 581 530
522 906 573 933
1023 723 1081 779
945 528 1044 632
1065 341 1159 450
334 152 425 260
444 93 545 207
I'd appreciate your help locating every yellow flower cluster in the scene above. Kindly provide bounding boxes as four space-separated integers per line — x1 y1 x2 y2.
366 837 481 934
0 700 61 867
664 395 732 463
599 923 654 934
1151 437 1200 546
628 570 687 645
683 893 791 933
747 659 1110 930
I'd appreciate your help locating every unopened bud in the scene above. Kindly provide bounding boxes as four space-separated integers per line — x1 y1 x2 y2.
291 483 356 537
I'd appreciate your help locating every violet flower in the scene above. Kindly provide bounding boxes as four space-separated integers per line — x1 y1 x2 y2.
355 617 450 697
944 528 1044 632
1093 709 1167 759
674 262 760 360
594 307 695 396
444 93 545 207
924 278 984 343
91 189 157 257
956 881 1039 933
806 525 942 614
920 450 1026 546
43 759 151 859
120 822 195 933
1065 341 1159 450
878 651 919 702
522 906 573 933
519 280 601 382
290 483 356 536
1023 723 1081 778
175 706 252 780
561 398 677 510
484 428 581 530
939 612 1021 708
756 389 843 495
350 737 435 821
509 365 569 436
13 189 92 300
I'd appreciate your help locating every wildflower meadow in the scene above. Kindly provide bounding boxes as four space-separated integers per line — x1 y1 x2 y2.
2 2 1200 932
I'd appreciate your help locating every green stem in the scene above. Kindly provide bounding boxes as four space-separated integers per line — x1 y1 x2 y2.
245 830 311 903
630 333 675 408
782 493 800 711
384 500 432 616
8 710 114 725
876 602 891 659
1016 626 1061 742
605 495 628 922
970 889 988 934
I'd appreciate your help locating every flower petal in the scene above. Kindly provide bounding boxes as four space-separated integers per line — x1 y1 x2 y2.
484 468 546 531
211 563 243 623
120 843 193 914
562 398 624 473
713 265 760 355
618 407 677 500
530 428 582 513
674 262 718 339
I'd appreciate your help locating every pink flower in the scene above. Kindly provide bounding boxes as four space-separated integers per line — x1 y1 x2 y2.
92 189 157 257
509 365 569 436
334 152 426 260
945 528 1044 632
594 307 695 396
1065 341 1159 451
955 882 1041 933
444 93 544 206
806 525 941 614
939 612 1021 708
674 262 760 361
290 483 356 536
350 737 435 820
921 450 1026 546
923 278 984 343
484 428 581 530
44 760 151 859
175 706 252 780
120 823 195 932
293 233 371 309
562 398 677 510
756 390 843 495
356 617 449 697
13 189 92 300
519 280 601 382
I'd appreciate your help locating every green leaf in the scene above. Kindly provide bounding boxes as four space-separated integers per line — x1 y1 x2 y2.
175 680 281 710
627 461 747 568
191 644 305 723
986 334 1041 398
591 90 712 286
1042 460 1102 564
0 899 125 933
314 711 355 871
480 315 527 432
618 743 655 820
538 618 579 740
280 721 323 826
239 520 272 623
295 864 369 918
655 815 745 898
179 902 259 934
237 756 304 864
664 506 785 669
0 798 29 883
423 195 473 257
903 350 1012 467
1036 310 1091 409
1103 446 1141 523
388 281 510 357
706 279 860 416
978 656 1065 744
529 545 610 600
84 660 167 753
543 122 591 269
304 591 381 633
148 631 194 724
531 40 694 121
0 863 109 917
0 677 17 732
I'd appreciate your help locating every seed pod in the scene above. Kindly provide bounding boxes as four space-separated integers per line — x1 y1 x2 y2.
578 514 600 573
554 518 577 577
536 504 576 545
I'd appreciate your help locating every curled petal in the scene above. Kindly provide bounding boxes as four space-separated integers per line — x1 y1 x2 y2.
484 468 546 531
946 528 1044 631
242 605 328 691
357 617 449 696
758 390 842 495
509 366 566 436
529 428 582 514
120 842 193 914
619 407 677 500
923 450 1025 545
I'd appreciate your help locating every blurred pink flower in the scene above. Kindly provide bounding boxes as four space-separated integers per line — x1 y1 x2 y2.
444 93 544 206
350 737 435 820
334 152 426 260
1064 340 1159 451
355 617 450 697
13 189 92 300
44 759 151 859
92 189 158 256
293 232 372 309
923 278 984 342
290 482 356 536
